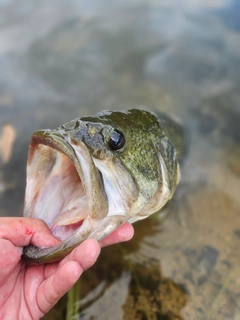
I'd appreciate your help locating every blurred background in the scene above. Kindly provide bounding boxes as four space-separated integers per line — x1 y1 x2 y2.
0 0 240 319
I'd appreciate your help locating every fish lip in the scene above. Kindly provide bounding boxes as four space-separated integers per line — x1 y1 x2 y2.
28 129 86 187
27 130 79 170
24 129 108 240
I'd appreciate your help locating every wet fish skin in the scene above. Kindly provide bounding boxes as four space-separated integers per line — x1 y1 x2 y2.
22 109 184 264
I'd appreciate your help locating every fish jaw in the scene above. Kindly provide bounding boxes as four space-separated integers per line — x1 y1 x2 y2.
22 214 127 264
23 130 108 241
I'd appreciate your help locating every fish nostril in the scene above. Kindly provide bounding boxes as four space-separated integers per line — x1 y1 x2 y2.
61 119 81 131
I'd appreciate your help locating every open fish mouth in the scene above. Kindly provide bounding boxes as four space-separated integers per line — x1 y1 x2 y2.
23 130 108 242
22 127 133 264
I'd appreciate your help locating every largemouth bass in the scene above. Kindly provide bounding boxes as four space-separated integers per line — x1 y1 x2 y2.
22 109 184 264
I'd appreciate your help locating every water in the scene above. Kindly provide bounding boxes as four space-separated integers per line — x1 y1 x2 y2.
0 0 240 319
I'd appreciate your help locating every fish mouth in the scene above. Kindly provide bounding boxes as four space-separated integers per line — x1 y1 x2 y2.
23 130 108 241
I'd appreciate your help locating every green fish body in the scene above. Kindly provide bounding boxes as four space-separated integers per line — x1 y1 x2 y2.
23 109 184 264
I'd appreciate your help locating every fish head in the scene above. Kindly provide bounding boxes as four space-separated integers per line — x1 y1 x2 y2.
23 109 180 263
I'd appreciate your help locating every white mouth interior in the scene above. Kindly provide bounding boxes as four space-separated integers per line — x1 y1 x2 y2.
24 144 91 240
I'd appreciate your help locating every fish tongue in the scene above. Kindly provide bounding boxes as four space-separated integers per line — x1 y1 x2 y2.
53 204 89 226
50 219 85 241
50 199 90 240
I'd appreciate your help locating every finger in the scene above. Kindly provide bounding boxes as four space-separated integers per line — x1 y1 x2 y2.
58 239 101 270
43 262 59 279
37 239 101 314
99 222 134 248
38 261 82 314
0 217 60 247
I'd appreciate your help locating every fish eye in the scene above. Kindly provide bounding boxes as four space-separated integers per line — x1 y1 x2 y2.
108 130 125 151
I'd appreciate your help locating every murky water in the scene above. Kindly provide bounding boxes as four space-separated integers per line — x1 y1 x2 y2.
0 0 240 319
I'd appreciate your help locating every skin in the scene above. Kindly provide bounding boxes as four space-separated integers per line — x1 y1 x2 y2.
0 217 133 320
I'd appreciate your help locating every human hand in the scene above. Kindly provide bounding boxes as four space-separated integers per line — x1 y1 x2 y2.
0 217 134 319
